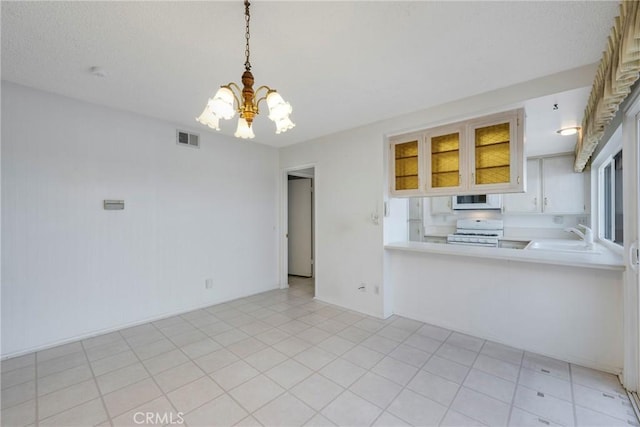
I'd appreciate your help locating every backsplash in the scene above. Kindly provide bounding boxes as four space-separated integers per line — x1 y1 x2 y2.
420 198 590 240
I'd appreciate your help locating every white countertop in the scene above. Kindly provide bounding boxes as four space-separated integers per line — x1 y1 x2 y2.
385 240 625 271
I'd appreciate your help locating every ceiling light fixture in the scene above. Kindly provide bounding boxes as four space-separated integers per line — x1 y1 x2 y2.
556 126 581 136
196 0 294 139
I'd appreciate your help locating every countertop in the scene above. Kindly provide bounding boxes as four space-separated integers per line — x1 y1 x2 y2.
385 240 625 271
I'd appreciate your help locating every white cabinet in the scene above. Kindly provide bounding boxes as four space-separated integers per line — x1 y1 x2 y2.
503 154 585 215
467 110 525 194
390 109 525 197
542 155 585 214
430 196 453 214
389 134 424 197
503 159 541 213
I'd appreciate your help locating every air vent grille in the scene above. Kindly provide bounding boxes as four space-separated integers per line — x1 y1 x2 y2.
176 130 200 148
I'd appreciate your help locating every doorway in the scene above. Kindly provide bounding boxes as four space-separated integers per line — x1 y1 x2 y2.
286 167 315 296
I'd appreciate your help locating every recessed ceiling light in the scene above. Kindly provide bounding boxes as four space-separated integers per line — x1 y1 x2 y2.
556 126 580 136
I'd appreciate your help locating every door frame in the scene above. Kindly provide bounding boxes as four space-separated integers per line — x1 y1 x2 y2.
280 163 317 290
621 94 640 392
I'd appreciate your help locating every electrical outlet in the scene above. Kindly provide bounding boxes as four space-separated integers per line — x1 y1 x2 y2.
358 283 366 292
205 278 213 289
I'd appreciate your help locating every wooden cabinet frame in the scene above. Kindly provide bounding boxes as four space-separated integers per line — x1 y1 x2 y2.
389 108 525 197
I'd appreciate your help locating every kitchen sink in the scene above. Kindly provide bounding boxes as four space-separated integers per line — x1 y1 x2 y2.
525 240 601 254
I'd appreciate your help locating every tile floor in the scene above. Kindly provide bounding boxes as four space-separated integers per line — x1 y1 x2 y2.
1 276 638 427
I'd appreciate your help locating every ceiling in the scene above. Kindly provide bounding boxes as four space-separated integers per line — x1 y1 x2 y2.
1 1 618 148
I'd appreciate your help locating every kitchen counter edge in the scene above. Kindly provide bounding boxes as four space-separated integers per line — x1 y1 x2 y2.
385 241 625 271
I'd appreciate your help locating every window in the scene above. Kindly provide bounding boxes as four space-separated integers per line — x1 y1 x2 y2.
600 150 623 245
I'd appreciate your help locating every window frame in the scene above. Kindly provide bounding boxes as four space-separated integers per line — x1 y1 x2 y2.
592 126 624 254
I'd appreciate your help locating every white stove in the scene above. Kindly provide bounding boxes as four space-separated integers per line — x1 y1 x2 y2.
447 219 504 247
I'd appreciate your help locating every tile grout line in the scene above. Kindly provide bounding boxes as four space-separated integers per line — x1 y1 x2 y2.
367 327 450 427
438 337 489 426
80 339 113 427
505 346 526 426
6 282 629 427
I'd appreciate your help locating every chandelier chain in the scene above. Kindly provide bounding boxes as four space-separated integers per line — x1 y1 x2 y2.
244 0 251 71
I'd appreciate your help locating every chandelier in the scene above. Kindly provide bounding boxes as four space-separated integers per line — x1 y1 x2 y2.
196 0 294 139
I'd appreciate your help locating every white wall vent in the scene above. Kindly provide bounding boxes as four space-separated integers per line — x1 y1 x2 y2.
176 130 200 148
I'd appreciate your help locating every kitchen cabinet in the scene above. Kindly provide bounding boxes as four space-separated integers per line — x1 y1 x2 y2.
503 159 541 213
430 196 453 214
503 154 585 214
467 110 524 194
390 133 424 197
425 124 465 194
389 109 525 197
542 155 585 214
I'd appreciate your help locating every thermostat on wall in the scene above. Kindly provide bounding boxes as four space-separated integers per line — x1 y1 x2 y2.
103 200 124 210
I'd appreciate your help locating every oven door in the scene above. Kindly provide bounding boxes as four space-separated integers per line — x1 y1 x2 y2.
452 194 502 210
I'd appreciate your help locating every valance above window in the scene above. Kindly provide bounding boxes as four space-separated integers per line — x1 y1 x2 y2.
575 1 640 172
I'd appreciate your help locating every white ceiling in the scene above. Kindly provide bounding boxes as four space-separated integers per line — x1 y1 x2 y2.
1 1 618 148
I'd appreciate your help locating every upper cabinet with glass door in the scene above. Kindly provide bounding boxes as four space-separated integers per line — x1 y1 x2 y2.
425 124 466 194
468 109 525 194
389 133 424 197
388 108 525 197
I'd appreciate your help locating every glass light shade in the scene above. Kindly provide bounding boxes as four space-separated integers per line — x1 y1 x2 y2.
196 107 220 130
266 91 293 122
234 117 255 139
273 116 295 134
208 87 236 120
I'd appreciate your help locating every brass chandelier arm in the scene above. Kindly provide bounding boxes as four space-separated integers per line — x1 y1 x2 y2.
254 85 276 111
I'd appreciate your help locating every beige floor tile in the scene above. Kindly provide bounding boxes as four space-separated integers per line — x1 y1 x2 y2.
38 379 99 419
103 378 162 418
210 360 259 390
229 374 285 413
39 398 108 427
111 396 179 427
183 394 247 427
290 374 344 411
153 361 204 393
1 399 36 427
2 365 35 389
96 362 149 394
1 380 36 409
265 359 312 389
142 348 189 375
167 376 223 414
38 363 93 396
322 390 382 427
253 393 315 427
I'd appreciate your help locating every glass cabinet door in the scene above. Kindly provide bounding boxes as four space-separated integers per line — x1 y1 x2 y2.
468 109 523 192
473 122 511 185
390 136 423 195
425 126 464 193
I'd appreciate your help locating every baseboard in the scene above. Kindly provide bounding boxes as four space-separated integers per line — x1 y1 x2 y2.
1 285 280 360
313 295 382 319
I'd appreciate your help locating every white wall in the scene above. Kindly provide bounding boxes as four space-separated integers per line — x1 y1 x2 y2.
389 250 624 373
280 65 597 319
1 82 279 357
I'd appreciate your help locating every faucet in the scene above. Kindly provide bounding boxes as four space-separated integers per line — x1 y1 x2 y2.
565 224 594 250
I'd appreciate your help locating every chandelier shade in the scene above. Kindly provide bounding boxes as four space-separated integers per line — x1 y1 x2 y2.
196 0 294 139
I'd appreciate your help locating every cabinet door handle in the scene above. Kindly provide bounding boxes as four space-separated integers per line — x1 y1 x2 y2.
517 176 521 184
